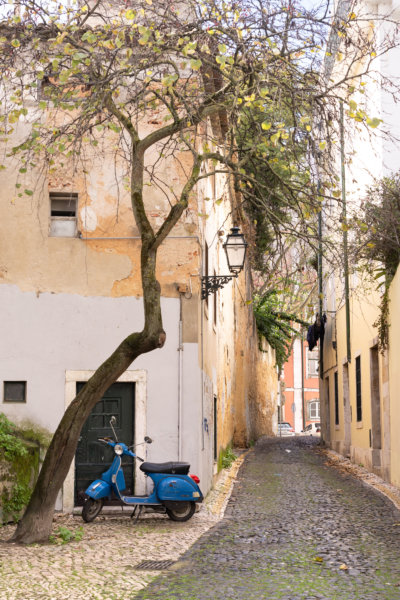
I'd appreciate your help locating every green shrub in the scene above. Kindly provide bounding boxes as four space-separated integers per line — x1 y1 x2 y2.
50 526 84 544
218 446 237 471
0 414 28 461
1 482 32 523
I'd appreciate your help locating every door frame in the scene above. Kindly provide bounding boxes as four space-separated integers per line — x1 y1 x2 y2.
63 369 147 512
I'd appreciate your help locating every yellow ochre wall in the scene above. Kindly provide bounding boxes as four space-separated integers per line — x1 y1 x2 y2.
322 283 390 481
389 269 400 487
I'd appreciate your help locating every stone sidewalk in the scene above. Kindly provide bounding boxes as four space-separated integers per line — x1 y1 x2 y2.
0 454 246 600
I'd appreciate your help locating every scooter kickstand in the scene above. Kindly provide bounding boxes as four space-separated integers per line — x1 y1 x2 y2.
131 505 143 524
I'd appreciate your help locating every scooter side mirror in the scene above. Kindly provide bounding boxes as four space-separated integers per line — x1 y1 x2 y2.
144 436 153 444
109 416 118 441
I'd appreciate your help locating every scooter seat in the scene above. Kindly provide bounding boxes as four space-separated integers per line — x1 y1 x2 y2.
140 461 190 475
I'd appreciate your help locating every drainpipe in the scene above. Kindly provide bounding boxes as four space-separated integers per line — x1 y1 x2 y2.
318 181 324 377
340 101 351 363
301 334 306 431
200 289 205 451
178 292 184 461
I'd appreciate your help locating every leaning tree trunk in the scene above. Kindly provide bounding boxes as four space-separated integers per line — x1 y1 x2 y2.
11 241 165 544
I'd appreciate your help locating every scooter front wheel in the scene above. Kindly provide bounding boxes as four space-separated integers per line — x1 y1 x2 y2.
165 501 196 522
82 498 103 523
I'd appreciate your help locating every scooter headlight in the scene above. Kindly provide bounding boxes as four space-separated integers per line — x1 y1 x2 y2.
114 444 123 455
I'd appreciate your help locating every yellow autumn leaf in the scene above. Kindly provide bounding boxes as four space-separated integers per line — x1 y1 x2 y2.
339 564 349 570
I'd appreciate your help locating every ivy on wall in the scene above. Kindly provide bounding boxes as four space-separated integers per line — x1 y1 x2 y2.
354 171 400 350
0 414 44 523
253 291 309 372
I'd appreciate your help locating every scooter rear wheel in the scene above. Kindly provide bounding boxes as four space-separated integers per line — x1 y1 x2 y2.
82 498 103 523
165 501 196 522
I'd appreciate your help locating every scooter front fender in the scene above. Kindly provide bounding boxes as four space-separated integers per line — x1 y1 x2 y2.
85 479 111 500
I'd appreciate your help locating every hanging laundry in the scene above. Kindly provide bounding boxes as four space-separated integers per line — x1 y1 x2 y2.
307 314 326 351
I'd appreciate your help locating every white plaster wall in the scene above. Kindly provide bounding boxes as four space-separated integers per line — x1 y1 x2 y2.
292 338 303 433
0 284 206 503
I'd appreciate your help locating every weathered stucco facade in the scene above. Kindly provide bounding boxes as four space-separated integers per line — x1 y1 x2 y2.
0 108 277 510
320 0 400 490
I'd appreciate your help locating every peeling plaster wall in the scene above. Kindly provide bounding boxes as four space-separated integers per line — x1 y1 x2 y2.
196 157 277 457
0 111 277 504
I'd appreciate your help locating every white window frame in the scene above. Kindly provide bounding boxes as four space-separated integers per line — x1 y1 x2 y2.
49 191 78 237
308 399 320 420
306 348 319 378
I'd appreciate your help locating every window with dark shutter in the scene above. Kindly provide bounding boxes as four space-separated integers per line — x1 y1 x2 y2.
356 356 362 422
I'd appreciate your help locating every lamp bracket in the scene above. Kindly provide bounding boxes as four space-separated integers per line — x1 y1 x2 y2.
201 274 238 300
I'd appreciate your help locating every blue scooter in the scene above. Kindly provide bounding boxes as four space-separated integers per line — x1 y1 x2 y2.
82 416 203 523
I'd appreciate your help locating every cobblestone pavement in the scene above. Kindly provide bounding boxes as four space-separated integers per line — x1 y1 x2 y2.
0 456 244 600
134 437 400 600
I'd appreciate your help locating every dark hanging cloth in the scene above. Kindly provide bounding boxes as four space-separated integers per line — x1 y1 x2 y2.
307 314 326 351
307 325 317 351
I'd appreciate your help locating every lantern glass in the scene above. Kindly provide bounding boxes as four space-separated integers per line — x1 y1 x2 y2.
224 227 247 273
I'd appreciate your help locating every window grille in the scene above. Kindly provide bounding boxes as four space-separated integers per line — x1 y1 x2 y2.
4 381 26 403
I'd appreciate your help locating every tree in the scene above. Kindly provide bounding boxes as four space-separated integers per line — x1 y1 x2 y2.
0 0 391 542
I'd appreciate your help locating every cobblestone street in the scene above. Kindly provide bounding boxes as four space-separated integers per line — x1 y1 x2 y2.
0 459 241 600
0 437 399 600
135 437 400 600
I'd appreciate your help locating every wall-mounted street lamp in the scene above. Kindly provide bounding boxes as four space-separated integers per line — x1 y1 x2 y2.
201 227 248 300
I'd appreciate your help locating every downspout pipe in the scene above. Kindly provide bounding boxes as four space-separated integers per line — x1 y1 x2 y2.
178 292 184 461
340 100 351 363
301 334 306 431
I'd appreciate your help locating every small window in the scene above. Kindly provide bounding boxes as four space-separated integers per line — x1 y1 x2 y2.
308 400 320 420
4 381 26 403
49 192 78 237
307 349 319 378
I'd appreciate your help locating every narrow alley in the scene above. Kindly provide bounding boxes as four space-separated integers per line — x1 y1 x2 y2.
134 437 400 600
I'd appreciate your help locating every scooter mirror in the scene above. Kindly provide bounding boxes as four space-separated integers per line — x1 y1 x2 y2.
144 436 153 444
109 416 118 441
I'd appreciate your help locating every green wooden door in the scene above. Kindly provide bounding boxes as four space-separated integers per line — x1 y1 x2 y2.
74 382 135 505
